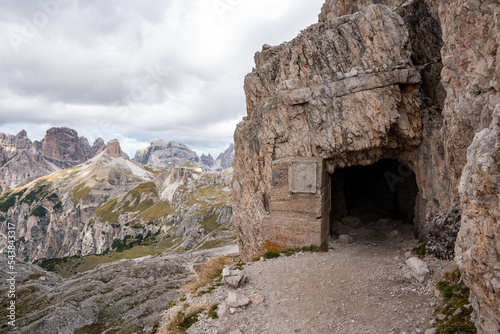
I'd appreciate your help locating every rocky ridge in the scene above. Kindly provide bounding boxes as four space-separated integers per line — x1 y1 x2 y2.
0 251 192 333
39 127 103 169
0 139 234 262
0 127 105 191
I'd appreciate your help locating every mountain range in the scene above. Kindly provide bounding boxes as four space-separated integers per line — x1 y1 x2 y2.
0 127 234 191
0 139 233 262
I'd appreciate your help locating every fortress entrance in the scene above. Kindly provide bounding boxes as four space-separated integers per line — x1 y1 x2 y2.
329 160 418 240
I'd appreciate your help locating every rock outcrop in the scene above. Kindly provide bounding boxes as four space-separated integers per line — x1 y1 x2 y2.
0 130 60 191
40 127 101 169
233 0 499 331
200 153 215 167
134 140 234 171
234 4 424 259
0 127 104 190
0 252 192 333
215 143 235 170
456 105 500 334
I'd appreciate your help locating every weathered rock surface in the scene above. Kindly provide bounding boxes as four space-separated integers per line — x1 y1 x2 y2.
0 130 60 191
226 291 251 308
0 252 193 334
0 128 104 190
134 140 234 171
234 3 423 260
406 257 430 283
233 0 499 331
200 153 215 167
214 143 235 170
456 105 500 334
134 140 201 170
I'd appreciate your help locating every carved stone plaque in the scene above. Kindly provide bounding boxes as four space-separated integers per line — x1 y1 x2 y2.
289 161 317 194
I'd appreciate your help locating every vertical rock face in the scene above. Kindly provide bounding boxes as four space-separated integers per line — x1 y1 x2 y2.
200 153 215 167
234 4 424 259
437 1 500 332
456 106 500 334
41 127 98 169
92 137 106 153
105 139 124 158
0 130 60 190
233 0 500 331
0 128 103 190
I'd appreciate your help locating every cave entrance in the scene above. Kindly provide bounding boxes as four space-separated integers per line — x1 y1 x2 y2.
330 159 418 241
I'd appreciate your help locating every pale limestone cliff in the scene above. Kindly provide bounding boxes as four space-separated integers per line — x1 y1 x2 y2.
233 0 500 331
456 105 500 334
234 3 424 260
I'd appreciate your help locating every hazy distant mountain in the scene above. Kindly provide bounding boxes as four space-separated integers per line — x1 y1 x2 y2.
212 143 234 171
0 127 104 191
134 140 234 171
134 140 201 170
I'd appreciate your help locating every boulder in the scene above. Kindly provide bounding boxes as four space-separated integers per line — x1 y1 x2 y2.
405 257 430 283
226 292 251 308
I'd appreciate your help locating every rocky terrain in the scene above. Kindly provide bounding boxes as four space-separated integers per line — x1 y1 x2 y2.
135 140 234 171
0 245 238 334
0 139 234 262
156 221 459 334
232 0 500 332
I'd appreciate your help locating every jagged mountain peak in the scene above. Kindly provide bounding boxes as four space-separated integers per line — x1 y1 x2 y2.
105 139 123 158
16 129 28 138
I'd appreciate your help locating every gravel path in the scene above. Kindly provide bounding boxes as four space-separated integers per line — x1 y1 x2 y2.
181 221 456 334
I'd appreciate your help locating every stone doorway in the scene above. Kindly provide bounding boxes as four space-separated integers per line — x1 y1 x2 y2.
330 159 418 242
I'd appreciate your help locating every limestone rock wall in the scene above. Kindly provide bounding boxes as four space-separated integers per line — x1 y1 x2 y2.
437 1 500 332
234 4 425 259
456 106 500 334
233 0 500 331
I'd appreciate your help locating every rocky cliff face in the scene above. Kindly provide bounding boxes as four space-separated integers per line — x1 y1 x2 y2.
0 139 233 262
233 0 499 331
215 143 235 170
40 127 102 169
0 130 60 191
0 252 191 333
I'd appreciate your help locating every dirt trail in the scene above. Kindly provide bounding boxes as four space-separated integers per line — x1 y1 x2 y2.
174 220 456 334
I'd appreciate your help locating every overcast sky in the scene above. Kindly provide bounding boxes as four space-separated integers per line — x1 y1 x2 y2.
0 0 324 157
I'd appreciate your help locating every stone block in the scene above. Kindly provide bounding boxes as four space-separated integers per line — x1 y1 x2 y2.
289 161 317 194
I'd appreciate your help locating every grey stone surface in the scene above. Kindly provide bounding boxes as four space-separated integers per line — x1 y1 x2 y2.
406 257 430 283
289 161 317 194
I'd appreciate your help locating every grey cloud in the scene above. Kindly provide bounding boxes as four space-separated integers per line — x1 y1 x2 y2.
0 0 324 154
